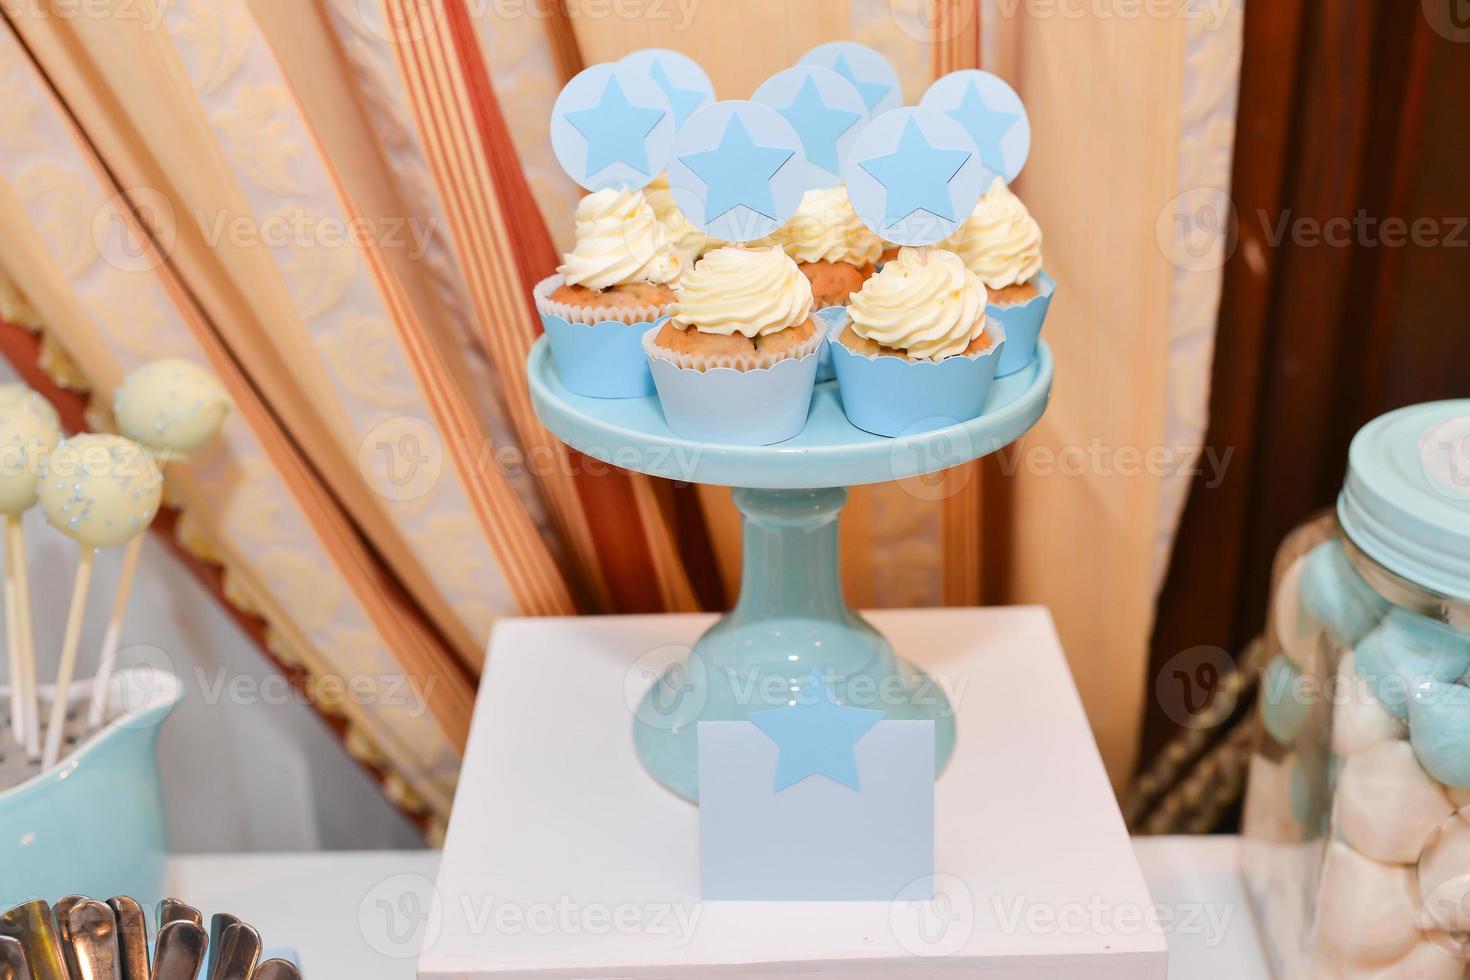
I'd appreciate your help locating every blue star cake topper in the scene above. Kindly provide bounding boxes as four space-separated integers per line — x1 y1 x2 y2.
920 69 1032 184
752 66 868 188
799 41 903 117
845 107 986 246
668 100 806 242
620 48 715 130
748 669 886 791
550 62 675 191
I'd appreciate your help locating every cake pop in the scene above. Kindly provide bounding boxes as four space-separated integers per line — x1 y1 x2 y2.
87 359 230 730
38 433 163 768
0 385 60 758
112 357 230 461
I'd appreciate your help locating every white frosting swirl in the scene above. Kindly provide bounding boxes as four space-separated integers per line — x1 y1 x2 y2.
847 247 988 360
757 186 883 267
942 177 1043 289
670 246 812 338
558 188 682 289
645 173 719 265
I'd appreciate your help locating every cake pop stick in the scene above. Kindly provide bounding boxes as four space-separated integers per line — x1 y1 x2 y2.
0 385 61 757
39 434 163 768
88 359 229 729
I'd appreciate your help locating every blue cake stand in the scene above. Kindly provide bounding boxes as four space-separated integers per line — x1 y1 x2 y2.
528 338 1053 801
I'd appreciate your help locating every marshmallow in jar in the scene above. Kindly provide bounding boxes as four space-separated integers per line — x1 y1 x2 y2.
39 434 163 549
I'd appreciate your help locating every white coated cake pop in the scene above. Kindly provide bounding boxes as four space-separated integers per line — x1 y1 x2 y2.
1317 841 1421 964
1338 740 1455 864
39 434 163 549
113 357 230 459
0 385 61 514
1332 652 1404 758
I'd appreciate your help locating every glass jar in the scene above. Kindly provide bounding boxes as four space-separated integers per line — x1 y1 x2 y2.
1243 401 1470 980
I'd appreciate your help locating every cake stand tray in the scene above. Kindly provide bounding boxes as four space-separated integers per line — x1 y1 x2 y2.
527 337 1053 800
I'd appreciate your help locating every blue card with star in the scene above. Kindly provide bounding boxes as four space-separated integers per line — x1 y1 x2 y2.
844 107 987 246
799 41 904 118
620 48 715 130
668 100 807 242
550 63 675 191
920 69 1031 185
752 66 869 190
698 671 935 901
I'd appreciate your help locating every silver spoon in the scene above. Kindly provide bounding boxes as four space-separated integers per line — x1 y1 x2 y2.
0 936 31 980
208 924 259 980
52 897 87 979
154 902 202 932
65 900 121 980
204 916 238 980
0 902 65 980
149 921 206 980
107 898 149 980
251 960 300 980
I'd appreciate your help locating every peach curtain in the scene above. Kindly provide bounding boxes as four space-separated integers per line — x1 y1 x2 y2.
0 0 1238 805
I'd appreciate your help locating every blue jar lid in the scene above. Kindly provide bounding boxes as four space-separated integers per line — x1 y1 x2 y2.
1339 400 1470 602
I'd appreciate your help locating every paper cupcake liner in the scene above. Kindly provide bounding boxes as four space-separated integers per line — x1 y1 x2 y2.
813 306 848 383
642 331 820 446
643 320 826 373
535 275 664 398
988 270 1055 378
533 274 670 326
828 317 1007 439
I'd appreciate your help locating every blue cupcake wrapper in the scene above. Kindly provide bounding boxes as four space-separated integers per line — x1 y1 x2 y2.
645 337 820 446
989 270 1055 378
542 311 665 399
813 306 848 383
827 318 1007 438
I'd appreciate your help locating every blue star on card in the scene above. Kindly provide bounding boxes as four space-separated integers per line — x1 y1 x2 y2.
566 77 666 177
947 80 1019 175
778 77 861 173
858 118 972 227
833 53 890 112
679 116 794 222
749 669 886 792
648 59 705 128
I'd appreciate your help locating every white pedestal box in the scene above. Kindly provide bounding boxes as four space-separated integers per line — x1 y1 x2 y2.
419 608 1168 979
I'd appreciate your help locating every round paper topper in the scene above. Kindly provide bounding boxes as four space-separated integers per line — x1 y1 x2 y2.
843 107 986 247
752 66 869 191
920 69 1030 185
550 62 675 192
668 100 807 243
619 48 715 131
798 41 903 118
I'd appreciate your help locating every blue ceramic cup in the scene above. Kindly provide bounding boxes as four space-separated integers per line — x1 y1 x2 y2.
0 668 182 908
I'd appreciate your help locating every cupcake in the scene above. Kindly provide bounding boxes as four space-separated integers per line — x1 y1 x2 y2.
643 245 823 444
829 247 1006 437
645 171 720 267
941 177 1054 377
535 187 683 397
756 186 883 308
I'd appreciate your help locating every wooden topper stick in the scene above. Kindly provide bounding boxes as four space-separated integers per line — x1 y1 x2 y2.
42 548 95 770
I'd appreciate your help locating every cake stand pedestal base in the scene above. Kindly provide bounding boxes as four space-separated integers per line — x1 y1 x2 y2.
633 486 955 801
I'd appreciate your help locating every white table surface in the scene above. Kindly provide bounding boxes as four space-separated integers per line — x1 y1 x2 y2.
423 609 1168 978
163 836 1270 979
